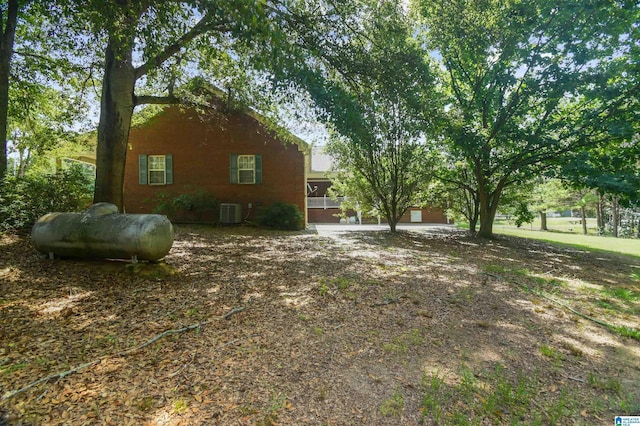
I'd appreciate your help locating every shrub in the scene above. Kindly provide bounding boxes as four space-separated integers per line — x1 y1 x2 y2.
151 189 218 221
257 202 303 230
0 165 94 232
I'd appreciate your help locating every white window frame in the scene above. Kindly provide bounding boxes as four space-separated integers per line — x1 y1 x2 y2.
237 155 255 184
148 155 166 185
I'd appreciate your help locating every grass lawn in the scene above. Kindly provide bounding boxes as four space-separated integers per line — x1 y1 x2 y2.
499 217 601 235
490 217 640 259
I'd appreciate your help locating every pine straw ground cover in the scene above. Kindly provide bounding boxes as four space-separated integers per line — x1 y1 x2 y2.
0 225 639 425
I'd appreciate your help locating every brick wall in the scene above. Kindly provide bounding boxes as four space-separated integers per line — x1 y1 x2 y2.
398 208 450 224
308 208 343 223
124 106 306 224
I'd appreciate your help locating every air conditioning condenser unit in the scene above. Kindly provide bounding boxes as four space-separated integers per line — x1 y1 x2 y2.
220 203 242 224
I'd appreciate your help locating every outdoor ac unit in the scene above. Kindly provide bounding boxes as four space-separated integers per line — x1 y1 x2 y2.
220 203 242 224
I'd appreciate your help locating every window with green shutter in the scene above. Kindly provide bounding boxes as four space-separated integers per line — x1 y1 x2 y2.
255 154 262 183
139 155 148 184
230 154 262 184
139 154 173 185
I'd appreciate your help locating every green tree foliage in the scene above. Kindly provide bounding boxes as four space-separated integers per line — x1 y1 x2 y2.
562 133 640 237
293 1 439 232
325 173 378 224
414 0 639 238
563 136 640 205
0 164 93 232
326 119 435 233
493 182 536 228
1 1 91 178
8 87 80 176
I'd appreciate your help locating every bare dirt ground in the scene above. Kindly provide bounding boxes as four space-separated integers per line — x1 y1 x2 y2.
0 225 639 425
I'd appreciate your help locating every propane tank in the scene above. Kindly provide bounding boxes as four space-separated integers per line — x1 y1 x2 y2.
31 203 174 262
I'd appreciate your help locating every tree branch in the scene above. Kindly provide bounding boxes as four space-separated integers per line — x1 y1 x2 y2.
1 306 246 401
134 13 229 80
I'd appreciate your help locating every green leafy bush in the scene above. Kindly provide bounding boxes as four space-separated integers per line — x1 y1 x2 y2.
257 202 303 230
0 166 94 232
152 189 218 221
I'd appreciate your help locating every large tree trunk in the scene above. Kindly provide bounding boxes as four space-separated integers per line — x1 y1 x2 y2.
581 205 587 235
0 0 19 178
93 37 136 210
383 202 399 233
540 211 548 231
475 166 506 238
477 188 501 239
477 206 495 238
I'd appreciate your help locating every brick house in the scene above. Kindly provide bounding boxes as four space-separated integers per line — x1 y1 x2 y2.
123 103 309 225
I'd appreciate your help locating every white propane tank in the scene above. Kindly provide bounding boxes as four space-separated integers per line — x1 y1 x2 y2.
31 203 174 261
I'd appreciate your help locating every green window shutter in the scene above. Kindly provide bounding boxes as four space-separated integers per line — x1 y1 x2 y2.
255 154 262 184
139 155 148 184
165 154 173 184
230 154 238 183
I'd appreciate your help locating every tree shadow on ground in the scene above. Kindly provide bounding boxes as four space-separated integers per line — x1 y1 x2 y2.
316 228 639 423
0 226 638 425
